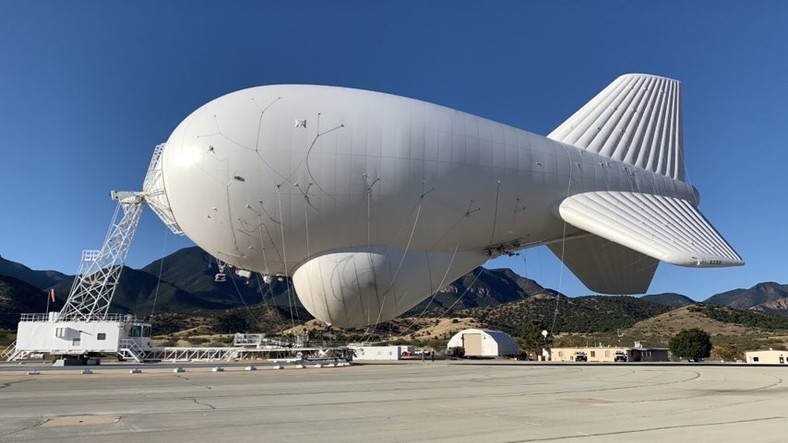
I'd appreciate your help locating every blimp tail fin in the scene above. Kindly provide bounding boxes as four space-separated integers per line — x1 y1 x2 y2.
556 190 743 266
548 235 659 294
550 190 743 294
547 73 685 181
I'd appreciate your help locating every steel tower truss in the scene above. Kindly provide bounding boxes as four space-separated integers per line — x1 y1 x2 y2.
57 192 145 321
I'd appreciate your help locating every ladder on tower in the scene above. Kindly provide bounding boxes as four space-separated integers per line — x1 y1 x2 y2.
56 192 145 322
12 145 187 361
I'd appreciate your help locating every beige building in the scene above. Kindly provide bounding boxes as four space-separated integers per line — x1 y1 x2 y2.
745 349 788 365
550 346 668 362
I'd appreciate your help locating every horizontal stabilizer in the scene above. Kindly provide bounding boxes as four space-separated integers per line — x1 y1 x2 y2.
548 235 659 294
555 191 743 267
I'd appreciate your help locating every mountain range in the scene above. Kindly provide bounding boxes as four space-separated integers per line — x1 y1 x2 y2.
1 248 787 331
0 275 63 328
0 255 70 291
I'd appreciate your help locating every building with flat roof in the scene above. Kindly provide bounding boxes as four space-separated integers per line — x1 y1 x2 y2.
746 349 788 365
550 345 668 362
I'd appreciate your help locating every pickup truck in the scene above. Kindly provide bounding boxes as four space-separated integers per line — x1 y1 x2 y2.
574 351 588 362
614 351 627 362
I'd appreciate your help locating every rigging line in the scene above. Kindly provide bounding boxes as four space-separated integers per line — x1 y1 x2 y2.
366 176 372 254
299 183 313 262
550 220 568 336
600 161 611 192
302 181 334 326
382 202 424 307
358 326 375 345
364 174 382 252
358 310 382 345
364 301 389 344
249 206 284 325
252 96 282 152
253 273 279 323
228 270 265 330
518 202 529 278
383 183 434 252
149 227 168 318
295 181 320 211
276 185 296 330
401 243 460 337
550 144 575 337
438 267 483 318
420 199 480 254
254 210 286 326
303 120 345 195
224 182 242 253
363 193 426 344
489 180 502 244
364 173 381 327
683 168 700 207
360 181 428 343
256 213 272 272
346 256 367 328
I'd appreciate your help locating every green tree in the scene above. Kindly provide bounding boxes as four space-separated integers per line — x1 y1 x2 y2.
520 320 552 358
669 328 712 361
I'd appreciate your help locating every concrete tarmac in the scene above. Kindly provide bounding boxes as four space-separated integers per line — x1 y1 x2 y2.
0 361 786 442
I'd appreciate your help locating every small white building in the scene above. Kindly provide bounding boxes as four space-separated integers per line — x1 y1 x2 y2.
11 312 153 361
446 328 518 357
746 349 788 365
348 346 402 361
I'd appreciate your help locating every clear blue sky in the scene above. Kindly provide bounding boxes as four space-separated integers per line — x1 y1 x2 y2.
1 1 786 300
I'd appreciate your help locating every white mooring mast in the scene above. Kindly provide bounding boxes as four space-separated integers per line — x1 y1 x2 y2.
7 145 178 363
1 144 354 366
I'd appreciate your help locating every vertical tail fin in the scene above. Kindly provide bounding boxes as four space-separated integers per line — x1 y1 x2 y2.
548 234 659 294
548 74 684 181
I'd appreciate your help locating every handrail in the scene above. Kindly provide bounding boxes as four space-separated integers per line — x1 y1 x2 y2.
1 341 16 359
19 313 140 322
119 339 145 363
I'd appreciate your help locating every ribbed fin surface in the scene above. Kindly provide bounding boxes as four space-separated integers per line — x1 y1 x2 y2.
548 74 684 181
556 191 743 267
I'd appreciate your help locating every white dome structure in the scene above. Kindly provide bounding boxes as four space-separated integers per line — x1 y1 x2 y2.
446 328 519 357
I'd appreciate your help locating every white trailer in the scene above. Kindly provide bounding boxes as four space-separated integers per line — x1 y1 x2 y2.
349 346 402 361
13 313 152 362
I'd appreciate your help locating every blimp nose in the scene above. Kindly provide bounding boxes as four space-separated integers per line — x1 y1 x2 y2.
142 143 183 235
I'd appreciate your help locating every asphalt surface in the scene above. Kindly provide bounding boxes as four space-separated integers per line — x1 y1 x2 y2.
0 361 786 442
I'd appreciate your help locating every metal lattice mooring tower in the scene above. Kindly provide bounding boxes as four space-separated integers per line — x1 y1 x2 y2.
56 192 145 321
